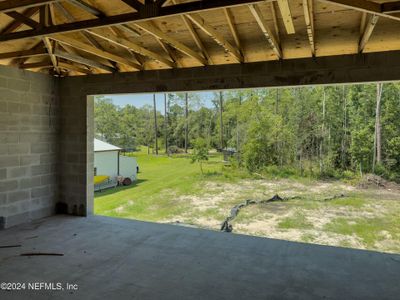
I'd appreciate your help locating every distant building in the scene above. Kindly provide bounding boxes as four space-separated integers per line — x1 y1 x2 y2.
94 139 138 182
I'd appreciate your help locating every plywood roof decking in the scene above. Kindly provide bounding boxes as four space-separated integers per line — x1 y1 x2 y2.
0 0 399 76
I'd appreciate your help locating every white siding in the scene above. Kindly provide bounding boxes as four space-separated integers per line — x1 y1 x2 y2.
120 156 138 181
94 151 119 178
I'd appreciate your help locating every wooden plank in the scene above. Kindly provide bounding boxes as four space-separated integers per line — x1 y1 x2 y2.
186 14 243 63
43 36 59 72
120 0 144 11
319 0 400 22
68 0 105 17
360 12 367 34
170 0 211 64
5 11 40 29
0 7 40 34
58 61 92 74
135 22 207 65
382 2 400 14
53 48 115 72
276 0 295 34
224 8 242 52
20 61 53 69
0 0 58 13
270 2 280 44
88 29 175 67
51 35 142 70
248 4 282 58
0 0 266 42
359 14 379 52
0 48 47 60
303 0 315 55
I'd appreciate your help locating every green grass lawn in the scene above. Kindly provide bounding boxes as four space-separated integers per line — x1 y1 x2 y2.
95 148 234 221
95 148 400 254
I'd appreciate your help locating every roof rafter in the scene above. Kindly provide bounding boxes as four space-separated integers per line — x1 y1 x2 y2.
170 0 211 64
186 13 244 63
88 28 175 68
224 8 242 54
1 7 40 34
303 0 315 55
0 47 47 60
51 35 142 70
135 21 207 65
0 0 58 13
276 0 295 34
359 14 379 52
248 4 282 59
0 0 266 42
58 61 92 74
5 11 40 29
320 0 400 21
270 2 280 44
53 48 115 73
20 61 53 69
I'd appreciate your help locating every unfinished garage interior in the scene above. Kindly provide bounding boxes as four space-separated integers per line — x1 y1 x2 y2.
0 0 400 299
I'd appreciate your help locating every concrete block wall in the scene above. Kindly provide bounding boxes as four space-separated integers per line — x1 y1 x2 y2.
0 66 58 228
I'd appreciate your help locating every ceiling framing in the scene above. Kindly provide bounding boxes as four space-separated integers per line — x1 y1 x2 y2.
0 0 399 76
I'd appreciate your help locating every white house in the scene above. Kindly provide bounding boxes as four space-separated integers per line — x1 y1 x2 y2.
94 139 138 182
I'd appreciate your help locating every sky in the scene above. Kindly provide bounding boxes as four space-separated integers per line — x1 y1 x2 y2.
101 91 216 112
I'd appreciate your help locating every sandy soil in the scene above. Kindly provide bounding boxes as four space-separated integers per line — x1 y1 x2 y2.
162 178 400 253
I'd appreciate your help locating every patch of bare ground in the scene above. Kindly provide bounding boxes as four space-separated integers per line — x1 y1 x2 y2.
163 177 400 253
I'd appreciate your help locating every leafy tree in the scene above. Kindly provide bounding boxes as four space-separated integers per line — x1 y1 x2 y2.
191 138 209 174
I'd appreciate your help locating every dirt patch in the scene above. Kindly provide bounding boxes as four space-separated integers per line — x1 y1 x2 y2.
164 178 400 253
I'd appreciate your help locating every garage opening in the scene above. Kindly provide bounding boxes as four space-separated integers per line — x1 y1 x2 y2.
93 83 400 254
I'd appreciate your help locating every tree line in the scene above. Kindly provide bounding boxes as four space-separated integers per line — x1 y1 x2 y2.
94 83 400 181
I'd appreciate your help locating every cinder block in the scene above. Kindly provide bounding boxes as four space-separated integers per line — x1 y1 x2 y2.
7 166 29 178
18 177 41 189
8 78 30 92
31 186 50 198
20 155 40 166
0 156 19 168
31 164 51 176
0 169 6 180
7 190 30 203
31 143 50 154
8 143 29 155
0 180 18 193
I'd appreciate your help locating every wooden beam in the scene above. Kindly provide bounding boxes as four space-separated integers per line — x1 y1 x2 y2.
270 2 280 43
68 0 105 17
120 0 144 11
170 0 211 64
224 8 242 51
53 48 115 73
43 36 59 72
320 0 400 22
54 2 104 50
135 22 207 65
359 14 379 52
51 35 142 70
382 2 400 14
5 11 40 29
20 61 53 69
303 0 315 55
186 14 243 63
360 12 367 33
276 0 295 34
0 47 47 60
248 4 282 58
0 0 266 42
58 61 92 74
88 29 175 68
0 0 58 13
1 7 40 34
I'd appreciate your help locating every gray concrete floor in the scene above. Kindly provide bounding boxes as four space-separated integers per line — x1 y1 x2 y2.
0 215 399 300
